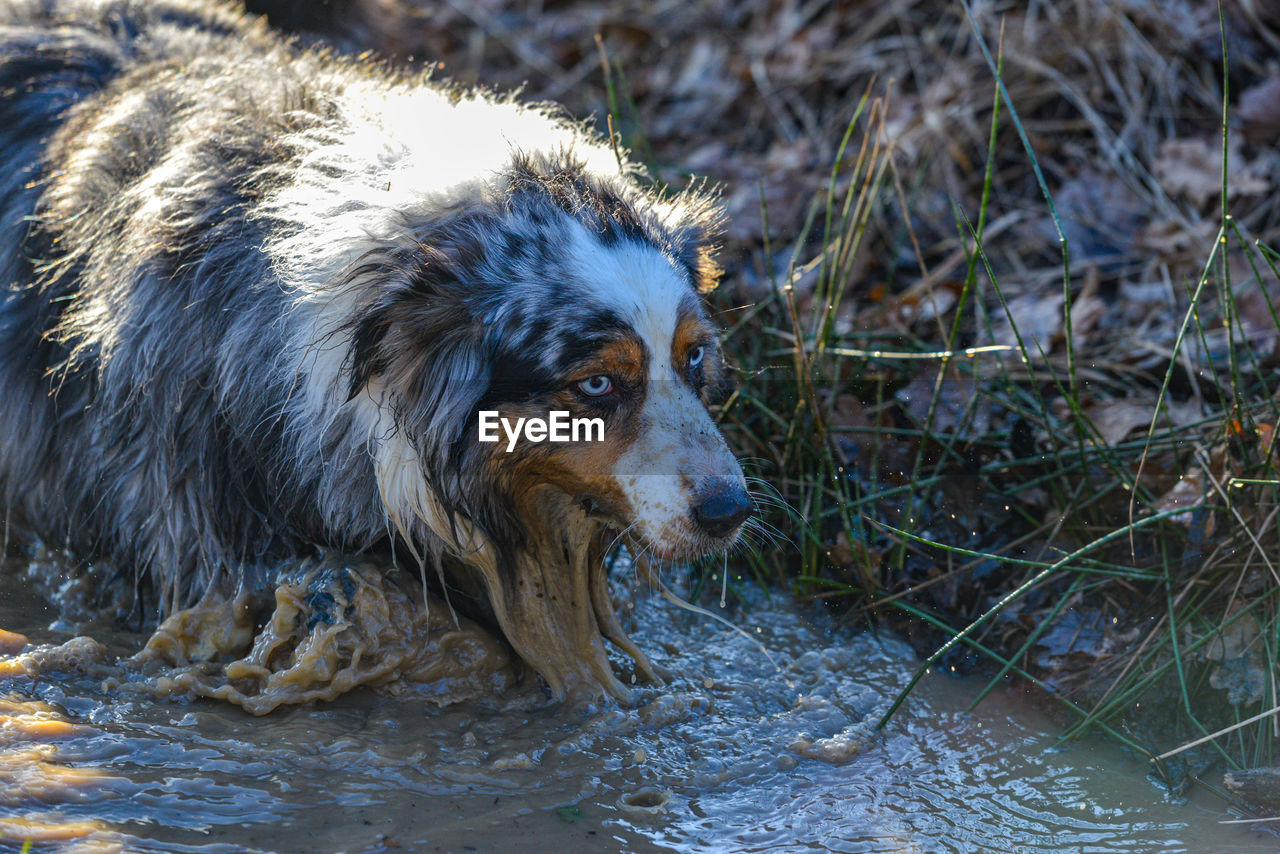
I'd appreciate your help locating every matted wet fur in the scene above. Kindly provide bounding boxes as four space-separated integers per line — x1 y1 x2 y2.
0 0 750 702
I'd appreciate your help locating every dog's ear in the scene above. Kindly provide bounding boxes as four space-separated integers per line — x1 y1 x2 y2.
345 238 490 448
343 231 526 552
664 186 725 295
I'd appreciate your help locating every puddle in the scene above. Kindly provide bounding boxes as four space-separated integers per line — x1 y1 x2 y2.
0 559 1275 853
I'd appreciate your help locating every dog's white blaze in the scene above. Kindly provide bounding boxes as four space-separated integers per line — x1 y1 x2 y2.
567 226 689 361
612 380 714 552
572 233 744 555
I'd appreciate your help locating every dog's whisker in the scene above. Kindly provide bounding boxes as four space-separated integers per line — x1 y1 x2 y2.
602 522 640 566
744 485 801 520
746 515 788 544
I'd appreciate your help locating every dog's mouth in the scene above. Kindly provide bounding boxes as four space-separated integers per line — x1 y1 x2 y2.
576 490 752 564
627 530 742 564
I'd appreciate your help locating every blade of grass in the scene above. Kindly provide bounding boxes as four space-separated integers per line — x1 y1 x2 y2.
875 506 1192 729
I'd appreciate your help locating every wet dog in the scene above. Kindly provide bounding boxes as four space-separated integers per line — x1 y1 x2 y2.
0 0 750 700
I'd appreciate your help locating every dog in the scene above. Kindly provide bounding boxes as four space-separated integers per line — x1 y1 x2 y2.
0 0 751 701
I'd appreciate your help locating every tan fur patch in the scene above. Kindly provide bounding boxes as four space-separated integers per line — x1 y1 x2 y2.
486 395 638 522
478 332 649 520
691 246 724 294
569 337 645 388
671 313 723 401
671 315 711 365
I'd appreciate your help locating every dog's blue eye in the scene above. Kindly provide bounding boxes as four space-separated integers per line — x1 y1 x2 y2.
689 345 705 369
578 375 613 396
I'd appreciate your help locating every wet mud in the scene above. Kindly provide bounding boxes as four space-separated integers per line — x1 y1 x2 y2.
120 561 518 714
0 556 1275 853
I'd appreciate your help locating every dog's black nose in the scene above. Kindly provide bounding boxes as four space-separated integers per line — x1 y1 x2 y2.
692 484 752 538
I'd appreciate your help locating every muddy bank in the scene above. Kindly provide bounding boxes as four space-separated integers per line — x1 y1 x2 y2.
0 554 1274 853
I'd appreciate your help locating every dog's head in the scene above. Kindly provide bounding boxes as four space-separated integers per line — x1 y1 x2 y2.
326 151 750 699
347 153 751 567
258 88 751 697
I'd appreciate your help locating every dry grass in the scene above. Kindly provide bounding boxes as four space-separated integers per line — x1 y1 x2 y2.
256 0 1280 275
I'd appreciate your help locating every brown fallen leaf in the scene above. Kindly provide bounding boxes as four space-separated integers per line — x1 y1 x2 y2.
1239 75 1280 139
1154 136 1269 209
1204 608 1267 706
1202 612 1259 661
1260 423 1277 458
1069 266 1107 347
1032 608 1137 670
1084 398 1158 447
1231 282 1280 357
1135 217 1219 262
1043 171 1149 267
989 291 1065 357
827 393 871 432
895 363 986 434
1210 656 1266 705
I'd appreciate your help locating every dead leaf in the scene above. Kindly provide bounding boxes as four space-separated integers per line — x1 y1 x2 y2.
1153 469 1207 524
989 291 1065 357
1045 171 1148 267
1084 399 1157 446
1211 656 1266 705
1239 76 1280 139
1260 423 1277 457
901 283 959 326
1201 609 1267 705
1033 609 1134 670
827 394 871 431
1154 136 1269 209
1135 218 1220 260
1202 612 1260 662
1231 282 1280 357
1070 266 1106 347
895 363 986 434
825 531 855 568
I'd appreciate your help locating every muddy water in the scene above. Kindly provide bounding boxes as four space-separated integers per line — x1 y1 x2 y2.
0 565 1274 854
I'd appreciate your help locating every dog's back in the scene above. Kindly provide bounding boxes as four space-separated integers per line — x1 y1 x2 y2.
0 2 333 610
0 1 266 274
0 0 151 468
